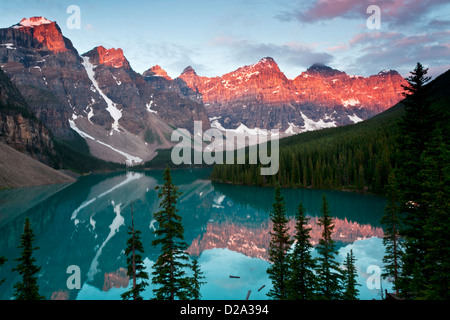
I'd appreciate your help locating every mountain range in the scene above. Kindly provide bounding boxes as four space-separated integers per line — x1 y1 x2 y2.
175 58 406 134
0 16 408 172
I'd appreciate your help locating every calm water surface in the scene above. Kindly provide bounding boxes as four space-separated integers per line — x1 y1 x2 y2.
0 168 391 300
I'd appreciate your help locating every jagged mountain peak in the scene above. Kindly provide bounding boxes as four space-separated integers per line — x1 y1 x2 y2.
82 46 130 69
18 16 53 27
306 63 345 77
7 16 68 53
309 62 327 68
96 46 129 69
181 66 197 75
256 56 277 66
225 57 284 82
143 65 172 80
377 69 400 76
244 56 280 72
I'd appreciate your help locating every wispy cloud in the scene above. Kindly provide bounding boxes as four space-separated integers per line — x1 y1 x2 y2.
208 36 334 77
277 0 450 26
339 29 450 76
122 40 207 77
428 19 450 28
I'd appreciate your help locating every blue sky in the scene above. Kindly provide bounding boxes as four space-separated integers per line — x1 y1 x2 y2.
1 0 449 79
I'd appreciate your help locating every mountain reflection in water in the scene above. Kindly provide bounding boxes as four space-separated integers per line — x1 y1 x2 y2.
0 168 390 300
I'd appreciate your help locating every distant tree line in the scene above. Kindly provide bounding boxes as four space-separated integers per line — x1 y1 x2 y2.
53 134 126 173
210 111 398 194
210 68 449 195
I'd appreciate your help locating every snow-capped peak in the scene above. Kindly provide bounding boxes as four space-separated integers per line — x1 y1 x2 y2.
254 57 278 69
19 17 53 27
378 69 396 76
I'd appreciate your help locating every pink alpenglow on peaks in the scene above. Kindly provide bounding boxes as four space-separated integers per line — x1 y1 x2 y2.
148 65 173 80
19 17 53 27
14 16 68 53
96 46 130 69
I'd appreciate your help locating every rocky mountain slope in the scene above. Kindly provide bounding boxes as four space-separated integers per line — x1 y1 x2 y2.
0 68 57 166
150 58 406 135
1 16 408 168
0 17 209 166
0 142 74 188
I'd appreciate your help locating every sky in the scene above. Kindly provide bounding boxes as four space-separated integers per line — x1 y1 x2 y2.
1 0 449 79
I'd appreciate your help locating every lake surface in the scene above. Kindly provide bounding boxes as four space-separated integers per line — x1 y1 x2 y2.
0 168 391 300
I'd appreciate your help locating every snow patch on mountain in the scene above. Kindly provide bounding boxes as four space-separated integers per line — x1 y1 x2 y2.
301 112 337 131
1 43 16 50
341 98 360 107
211 120 270 136
146 99 157 114
285 122 300 135
111 74 122 86
348 113 364 123
69 117 142 166
19 17 53 27
82 56 122 135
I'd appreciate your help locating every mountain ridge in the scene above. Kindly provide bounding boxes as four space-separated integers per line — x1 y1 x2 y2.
0 16 210 168
210 67 450 193
150 56 407 133
0 15 430 171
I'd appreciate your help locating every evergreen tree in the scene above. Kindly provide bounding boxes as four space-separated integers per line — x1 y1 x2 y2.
341 249 360 300
266 183 293 300
394 63 435 298
286 202 317 300
151 167 192 300
121 201 149 300
12 218 44 300
381 173 403 295
188 259 206 300
315 194 342 300
418 128 450 299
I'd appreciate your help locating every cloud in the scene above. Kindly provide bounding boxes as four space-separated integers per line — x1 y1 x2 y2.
428 19 450 28
123 40 207 78
198 248 270 300
278 0 450 27
273 0 450 78
209 36 334 77
340 29 450 77
84 23 95 31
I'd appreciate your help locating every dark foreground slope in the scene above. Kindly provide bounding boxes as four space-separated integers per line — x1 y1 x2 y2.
0 142 74 189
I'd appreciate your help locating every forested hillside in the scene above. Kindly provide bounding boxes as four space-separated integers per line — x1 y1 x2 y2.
210 69 450 195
